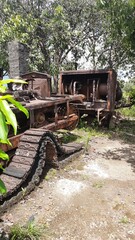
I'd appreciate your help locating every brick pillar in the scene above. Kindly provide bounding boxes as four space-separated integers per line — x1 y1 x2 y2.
8 41 29 78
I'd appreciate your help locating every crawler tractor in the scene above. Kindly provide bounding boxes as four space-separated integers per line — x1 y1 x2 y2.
59 69 122 126
0 71 84 214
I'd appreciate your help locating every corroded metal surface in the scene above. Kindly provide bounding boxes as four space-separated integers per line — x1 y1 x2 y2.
59 69 122 126
0 70 84 214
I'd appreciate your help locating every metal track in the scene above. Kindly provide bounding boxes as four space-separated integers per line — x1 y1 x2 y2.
0 128 83 215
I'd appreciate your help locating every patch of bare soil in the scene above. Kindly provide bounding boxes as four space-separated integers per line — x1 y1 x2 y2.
1 135 135 239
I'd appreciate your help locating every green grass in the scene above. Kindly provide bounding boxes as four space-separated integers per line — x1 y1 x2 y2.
56 130 78 144
119 105 135 118
9 222 46 240
57 115 135 147
116 119 135 134
73 119 108 151
92 182 104 189
110 112 135 143
119 216 129 224
45 168 57 181
55 119 109 153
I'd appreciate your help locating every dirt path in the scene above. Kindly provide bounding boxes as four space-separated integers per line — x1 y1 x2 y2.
1 135 135 239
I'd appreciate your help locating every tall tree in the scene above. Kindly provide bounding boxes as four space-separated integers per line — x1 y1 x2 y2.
96 0 135 70
0 0 134 75
0 0 94 74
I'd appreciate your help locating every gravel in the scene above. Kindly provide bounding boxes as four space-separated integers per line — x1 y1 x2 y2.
1 135 135 240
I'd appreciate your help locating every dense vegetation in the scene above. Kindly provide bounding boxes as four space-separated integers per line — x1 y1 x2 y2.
0 0 135 77
120 77 135 117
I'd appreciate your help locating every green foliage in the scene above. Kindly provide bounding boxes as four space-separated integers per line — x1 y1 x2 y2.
0 79 29 137
45 169 57 181
0 149 9 161
0 42 9 74
120 77 135 108
119 216 129 224
0 110 9 144
77 118 88 129
78 117 99 129
0 99 17 135
92 182 104 188
0 0 135 74
110 117 135 144
122 119 135 134
96 0 135 69
57 120 107 153
72 119 107 152
128 86 135 103
119 106 135 118
8 97 29 119
0 79 29 194
57 130 78 144
0 179 6 194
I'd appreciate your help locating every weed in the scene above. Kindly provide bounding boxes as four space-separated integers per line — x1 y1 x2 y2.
44 175 50 181
72 123 107 153
45 168 57 181
119 105 135 118
56 130 78 144
118 119 135 134
92 182 104 188
62 132 78 143
81 175 90 180
119 216 129 224
63 165 73 171
9 222 45 240
57 119 108 152
110 117 135 143
21 187 26 197
78 118 88 129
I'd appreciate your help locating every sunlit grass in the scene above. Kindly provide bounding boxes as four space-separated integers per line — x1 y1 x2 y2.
9 222 46 240
56 118 109 152
119 105 135 118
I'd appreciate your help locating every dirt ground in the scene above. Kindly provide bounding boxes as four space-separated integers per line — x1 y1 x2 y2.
1 134 135 240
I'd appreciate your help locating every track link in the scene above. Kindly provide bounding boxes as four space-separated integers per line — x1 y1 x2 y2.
0 128 83 215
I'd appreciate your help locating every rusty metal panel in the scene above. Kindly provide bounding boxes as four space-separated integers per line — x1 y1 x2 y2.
59 69 118 112
0 134 23 152
21 71 51 98
107 70 117 111
58 69 120 125
21 71 51 80
29 78 51 98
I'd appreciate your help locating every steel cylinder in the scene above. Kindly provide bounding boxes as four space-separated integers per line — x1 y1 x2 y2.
98 83 107 99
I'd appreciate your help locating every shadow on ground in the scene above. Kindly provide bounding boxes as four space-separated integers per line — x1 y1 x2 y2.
103 118 135 173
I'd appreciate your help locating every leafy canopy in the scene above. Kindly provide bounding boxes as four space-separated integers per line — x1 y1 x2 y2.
0 0 135 74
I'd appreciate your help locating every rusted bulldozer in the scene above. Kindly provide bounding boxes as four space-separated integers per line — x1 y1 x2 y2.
0 71 84 214
59 69 122 126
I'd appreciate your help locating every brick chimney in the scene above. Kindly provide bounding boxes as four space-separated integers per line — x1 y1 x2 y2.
8 41 29 78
